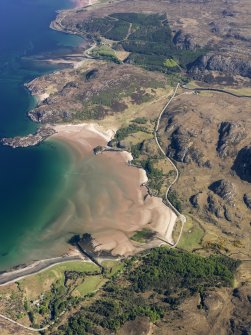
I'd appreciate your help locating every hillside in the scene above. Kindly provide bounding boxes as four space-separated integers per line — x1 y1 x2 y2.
0 0 251 334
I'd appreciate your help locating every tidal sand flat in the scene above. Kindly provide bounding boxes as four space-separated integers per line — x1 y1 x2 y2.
0 0 90 271
71 0 98 8
0 0 177 272
50 123 177 256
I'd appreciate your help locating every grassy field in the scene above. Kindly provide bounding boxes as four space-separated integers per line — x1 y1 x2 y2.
102 260 124 277
225 87 251 96
177 215 204 251
72 275 107 297
19 261 99 299
164 58 179 68
91 45 120 63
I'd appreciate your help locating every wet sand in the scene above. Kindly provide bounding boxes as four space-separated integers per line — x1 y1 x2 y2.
50 123 177 256
71 0 98 8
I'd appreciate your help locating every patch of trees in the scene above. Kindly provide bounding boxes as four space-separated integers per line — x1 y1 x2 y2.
77 13 206 74
131 117 147 124
114 124 146 141
140 158 164 192
126 53 178 73
110 13 166 27
131 142 143 159
104 20 130 40
168 190 182 212
61 248 239 335
129 248 239 293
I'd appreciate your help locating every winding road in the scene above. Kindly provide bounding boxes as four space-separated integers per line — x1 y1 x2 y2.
181 85 251 99
154 82 251 247
0 313 49 332
154 83 186 247
0 255 86 286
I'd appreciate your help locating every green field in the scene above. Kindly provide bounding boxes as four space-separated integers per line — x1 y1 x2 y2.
73 275 107 296
178 216 204 251
130 228 155 243
164 58 179 68
19 261 99 298
91 45 120 63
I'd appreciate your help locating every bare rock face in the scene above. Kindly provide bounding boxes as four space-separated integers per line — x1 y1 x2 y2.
209 179 236 206
173 30 197 50
189 54 251 79
167 126 207 167
207 179 237 222
230 285 251 335
217 121 246 158
206 193 233 222
190 193 200 208
207 194 225 219
232 146 251 183
243 194 251 209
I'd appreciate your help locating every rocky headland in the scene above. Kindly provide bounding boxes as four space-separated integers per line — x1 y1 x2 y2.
1 127 56 148
0 1 251 335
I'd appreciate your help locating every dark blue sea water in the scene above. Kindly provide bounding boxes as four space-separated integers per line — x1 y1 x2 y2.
0 0 83 270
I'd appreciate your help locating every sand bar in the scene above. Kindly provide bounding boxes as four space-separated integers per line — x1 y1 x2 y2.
50 122 177 256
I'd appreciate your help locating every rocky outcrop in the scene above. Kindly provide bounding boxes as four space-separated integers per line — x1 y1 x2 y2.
26 62 167 124
222 9 235 17
189 53 251 79
1 127 55 148
166 126 209 167
173 30 197 50
207 193 233 222
190 193 200 208
207 194 224 219
217 121 246 158
232 146 251 183
243 193 251 209
141 138 160 157
209 179 236 206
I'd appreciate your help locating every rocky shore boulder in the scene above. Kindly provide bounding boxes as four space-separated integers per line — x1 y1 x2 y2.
232 146 251 183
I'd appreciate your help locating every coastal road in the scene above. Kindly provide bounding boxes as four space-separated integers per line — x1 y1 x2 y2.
154 83 186 247
0 255 86 286
154 82 251 247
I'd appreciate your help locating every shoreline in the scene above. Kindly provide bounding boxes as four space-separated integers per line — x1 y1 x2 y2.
71 0 99 8
0 256 86 287
1 120 177 277
49 122 177 250
0 0 177 274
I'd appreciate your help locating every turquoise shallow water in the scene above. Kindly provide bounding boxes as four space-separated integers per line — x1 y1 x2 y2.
0 0 83 270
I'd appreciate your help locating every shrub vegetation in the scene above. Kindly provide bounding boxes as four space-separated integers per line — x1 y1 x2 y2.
77 12 206 74
61 248 239 335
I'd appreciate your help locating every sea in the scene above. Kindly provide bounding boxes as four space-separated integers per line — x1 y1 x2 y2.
0 0 83 270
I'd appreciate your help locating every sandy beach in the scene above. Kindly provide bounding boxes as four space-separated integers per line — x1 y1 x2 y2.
50 123 177 256
71 0 98 8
